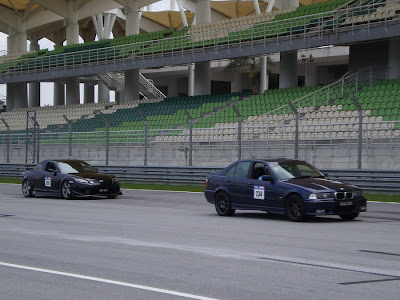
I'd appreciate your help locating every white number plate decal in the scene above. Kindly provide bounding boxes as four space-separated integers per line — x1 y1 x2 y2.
45 177 51 187
254 186 265 200
340 201 353 206
100 189 108 192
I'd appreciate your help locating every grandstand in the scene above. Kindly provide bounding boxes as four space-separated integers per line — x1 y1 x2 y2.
0 0 399 169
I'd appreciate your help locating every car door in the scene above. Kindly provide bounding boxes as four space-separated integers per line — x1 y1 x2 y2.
247 162 277 209
37 161 62 193
225 161 253 207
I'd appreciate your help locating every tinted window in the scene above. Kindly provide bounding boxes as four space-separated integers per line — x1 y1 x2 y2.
225 165 236 178
270 161 322 180
45 162 57 172
57 161 96 174
234 161 251 179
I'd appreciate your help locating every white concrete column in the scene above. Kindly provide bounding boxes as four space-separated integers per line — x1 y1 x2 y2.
126 0 140 35
388 38 400 80
6 33 16 111
98 82 110 102
84 82 95 103
194 62 211 95
124 70 140 102
66 0 79 44
305 64 318 87
231 72 242 93
279 51 298 89
66 77 80 105
260 55 269 93
266 0 276 13
15 16 27 53
29 40 40 107
188 64 195 96
7 33 16 54
282 0 299 10
253 0 261 15
195 0 211 24
170 0 176 11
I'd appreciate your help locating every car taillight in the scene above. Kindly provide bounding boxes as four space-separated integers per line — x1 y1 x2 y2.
205 178 209 187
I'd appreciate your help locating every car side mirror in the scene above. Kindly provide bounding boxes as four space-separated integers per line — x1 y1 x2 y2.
261 175 274 183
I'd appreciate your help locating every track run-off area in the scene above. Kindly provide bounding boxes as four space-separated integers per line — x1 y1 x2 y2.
0 183 399 300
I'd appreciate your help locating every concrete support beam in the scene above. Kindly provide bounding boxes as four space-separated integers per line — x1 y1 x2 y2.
279 51 298 89
54 82 65 106
66 0 79 44
14 83 28 109
253 0 261 15
388 38 400 80
126 0 140 35
195 0 211 24
66 77 80 105
305 64 318 87
84 82 95 104
260 55 269 93
266 0 276 13
282 0 299 10
168 78 178 97
98 82 110 102
188 64 194 96
124 69 140 102
194 62 211 95
29 40 40 108
231 72 242 93
6 84 15 112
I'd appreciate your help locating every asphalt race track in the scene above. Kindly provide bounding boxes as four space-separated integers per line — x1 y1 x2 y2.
0 183 399 300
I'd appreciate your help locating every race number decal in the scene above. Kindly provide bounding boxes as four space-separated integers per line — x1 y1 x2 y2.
45 177 51 187
254 186 265 200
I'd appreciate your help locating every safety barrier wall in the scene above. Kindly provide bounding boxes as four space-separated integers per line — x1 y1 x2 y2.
1 163 399 194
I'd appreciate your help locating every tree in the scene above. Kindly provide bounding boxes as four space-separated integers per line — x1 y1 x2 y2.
224 55 273 94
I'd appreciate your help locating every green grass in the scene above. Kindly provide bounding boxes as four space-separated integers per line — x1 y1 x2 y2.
1 178 399 201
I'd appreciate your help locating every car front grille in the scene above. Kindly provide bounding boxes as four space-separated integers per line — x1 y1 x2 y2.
335 192 353 200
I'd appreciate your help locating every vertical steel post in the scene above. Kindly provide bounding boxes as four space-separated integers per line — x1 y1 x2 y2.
1 118 10 163
138 109 148 166
30 116 40 164
25 112 28 163
231 104 242 160
63 115 72 158
352 97 363 169
183 108 193 166
98 112 110 165
288 101 299 159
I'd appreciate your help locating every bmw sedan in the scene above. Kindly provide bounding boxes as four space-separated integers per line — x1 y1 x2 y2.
204 159 367 221
22 159 120 199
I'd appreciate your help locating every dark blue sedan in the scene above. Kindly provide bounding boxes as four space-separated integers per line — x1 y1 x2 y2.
204 159 367 221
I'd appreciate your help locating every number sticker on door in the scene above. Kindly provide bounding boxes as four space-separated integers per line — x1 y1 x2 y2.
45 177 51 187
254 186 265 200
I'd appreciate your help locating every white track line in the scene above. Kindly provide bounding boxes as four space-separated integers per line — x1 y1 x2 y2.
0 262 219 300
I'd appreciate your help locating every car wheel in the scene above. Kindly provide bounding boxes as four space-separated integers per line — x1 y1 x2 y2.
22 179 34 197
61 181 74 200
107 193 118 199
215 192 235 216
286 194 305 222
339 211 359 221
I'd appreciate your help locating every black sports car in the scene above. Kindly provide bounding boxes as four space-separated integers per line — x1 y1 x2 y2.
204 159 367 221
22 159 120 199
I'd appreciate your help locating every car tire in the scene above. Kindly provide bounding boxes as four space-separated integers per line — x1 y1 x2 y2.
286 194 305 222
22 179 34 197
61 181 74 200
339 211 359 221
215 191 235 216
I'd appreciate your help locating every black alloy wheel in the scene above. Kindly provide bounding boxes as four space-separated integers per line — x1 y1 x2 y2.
61 181 74 200
286 194 305 222
215 192 235 216
339 211 359 221
22 179 34 197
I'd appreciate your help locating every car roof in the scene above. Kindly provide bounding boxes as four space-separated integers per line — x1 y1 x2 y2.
241 158 305 163
54 159 88 163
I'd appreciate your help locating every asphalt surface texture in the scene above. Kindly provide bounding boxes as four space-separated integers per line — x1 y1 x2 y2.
0 183 399 300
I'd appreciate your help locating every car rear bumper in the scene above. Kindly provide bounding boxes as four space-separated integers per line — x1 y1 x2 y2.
204 190 215 204
305 197 367 215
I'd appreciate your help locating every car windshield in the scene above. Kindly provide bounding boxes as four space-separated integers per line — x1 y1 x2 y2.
270 161 323 180
58 161 96 174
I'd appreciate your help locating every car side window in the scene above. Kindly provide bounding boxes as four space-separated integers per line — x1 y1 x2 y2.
225 165 236 178
234 161 251 179
252 162 270 179
45 162 56 172
38 161 46 171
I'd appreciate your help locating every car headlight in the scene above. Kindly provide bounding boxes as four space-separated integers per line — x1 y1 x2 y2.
309 192 332 200
112 177 119 184
73 177 90 184
353 190 363 197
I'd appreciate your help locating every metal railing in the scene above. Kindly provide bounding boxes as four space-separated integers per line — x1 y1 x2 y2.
0 1 398 79
1 163 399 194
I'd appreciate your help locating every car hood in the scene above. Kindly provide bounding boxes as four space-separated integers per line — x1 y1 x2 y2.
69 172 115 180
285 177 358 192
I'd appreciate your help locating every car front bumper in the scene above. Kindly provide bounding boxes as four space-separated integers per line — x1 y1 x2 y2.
305 197 367 215
72 182 121 197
